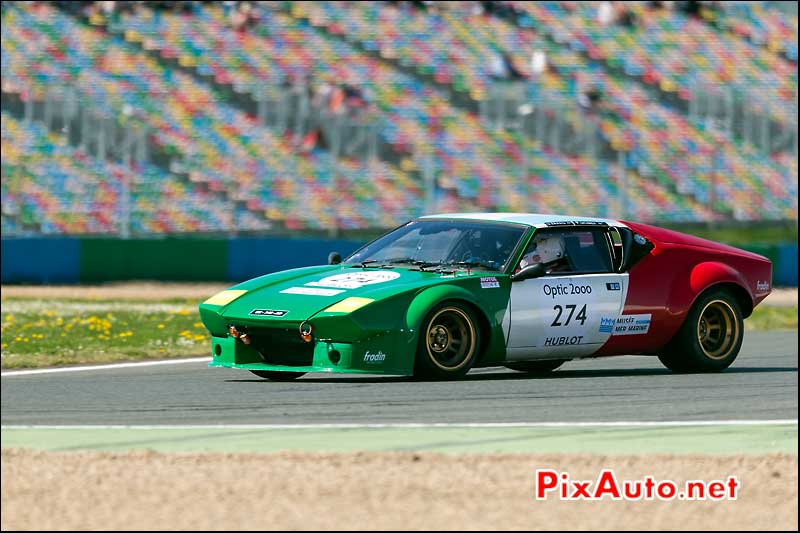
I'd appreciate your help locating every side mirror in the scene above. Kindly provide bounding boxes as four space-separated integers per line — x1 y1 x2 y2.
328 251 342 265
510 262 545 282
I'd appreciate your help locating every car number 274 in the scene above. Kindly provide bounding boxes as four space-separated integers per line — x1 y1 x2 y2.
551 304 587 327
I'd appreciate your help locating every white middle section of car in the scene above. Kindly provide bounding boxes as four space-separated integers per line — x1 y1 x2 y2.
306 271 401 289
504 273 630 360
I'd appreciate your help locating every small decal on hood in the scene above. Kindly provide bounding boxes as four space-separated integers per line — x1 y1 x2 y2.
249 309 288 317
280 287 344 296
307 271 400 290
480 276 500 289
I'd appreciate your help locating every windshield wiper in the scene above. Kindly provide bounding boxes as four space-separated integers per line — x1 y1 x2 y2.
350 259 380 268
379 258 443 271
450 260 501 271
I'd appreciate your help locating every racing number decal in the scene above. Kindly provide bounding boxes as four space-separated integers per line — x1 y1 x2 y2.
506 273 628 358
551 304 588 327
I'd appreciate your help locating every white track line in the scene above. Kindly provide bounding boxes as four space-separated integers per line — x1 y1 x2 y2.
2 420 797 430
0 357 211 377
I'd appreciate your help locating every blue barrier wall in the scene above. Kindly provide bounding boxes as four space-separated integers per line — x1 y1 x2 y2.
1 238 81 283
777 244 798 287
227 237 362 281
1 237 796 286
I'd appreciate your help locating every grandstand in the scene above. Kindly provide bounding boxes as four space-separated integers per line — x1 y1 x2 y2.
1 0 796 236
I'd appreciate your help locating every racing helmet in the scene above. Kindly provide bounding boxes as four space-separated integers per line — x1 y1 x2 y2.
531 236 564 265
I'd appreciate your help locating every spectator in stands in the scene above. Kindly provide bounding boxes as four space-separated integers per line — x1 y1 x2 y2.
530 48 548 77
617 6 637 27
578 85 604 112
528 45 548 100
328 84 346 115
54 1 91 16
488 52 510 81
98 1 115 17
505 53 527 81
489 52 527 81
312 80 334 112
597 1 616 26
230 1 257 32
680 0 702 18
343 84 365 113
223 1 237 19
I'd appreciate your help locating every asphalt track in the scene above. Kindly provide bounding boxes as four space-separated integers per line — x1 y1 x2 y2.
2 331 797 426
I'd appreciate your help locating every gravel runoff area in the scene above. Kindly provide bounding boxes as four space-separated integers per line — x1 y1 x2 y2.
1 450 796 530
1 283 797 306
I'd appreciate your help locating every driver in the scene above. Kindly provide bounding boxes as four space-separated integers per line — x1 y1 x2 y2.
516 236 566 273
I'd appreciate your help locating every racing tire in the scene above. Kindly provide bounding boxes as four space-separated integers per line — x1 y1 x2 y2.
504 359 567 374
248 370 307 381
415 302 481 380
658 288 744 373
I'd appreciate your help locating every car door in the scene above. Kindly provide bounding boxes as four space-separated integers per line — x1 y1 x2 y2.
505 227 628 360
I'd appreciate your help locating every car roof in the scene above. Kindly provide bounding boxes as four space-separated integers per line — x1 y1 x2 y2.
418 212 627 228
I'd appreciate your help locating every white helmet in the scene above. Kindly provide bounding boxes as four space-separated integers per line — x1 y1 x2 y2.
522 236 564 268
535 236 564 264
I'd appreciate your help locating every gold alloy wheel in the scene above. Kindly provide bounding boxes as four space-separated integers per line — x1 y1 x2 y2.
425 307 476 371
696 299 739 360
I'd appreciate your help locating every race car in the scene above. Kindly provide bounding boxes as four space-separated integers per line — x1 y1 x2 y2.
199 213 772 380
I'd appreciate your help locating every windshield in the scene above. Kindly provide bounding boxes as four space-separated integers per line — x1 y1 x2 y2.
345 220 527 272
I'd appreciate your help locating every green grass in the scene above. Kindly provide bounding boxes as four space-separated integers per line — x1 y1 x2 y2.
0 299 796 370
1 299 207 369
659 222 797 247
745 305 798 331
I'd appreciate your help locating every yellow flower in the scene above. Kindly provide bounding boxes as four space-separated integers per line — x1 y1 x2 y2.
157 324 165 329
193 322 204 328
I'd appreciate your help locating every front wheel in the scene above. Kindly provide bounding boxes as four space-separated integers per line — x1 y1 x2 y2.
415 303 481 380
505 359 567 374
658 288 744 373
248 370 307 381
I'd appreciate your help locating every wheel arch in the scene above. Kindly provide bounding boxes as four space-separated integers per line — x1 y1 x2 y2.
406 286 492 360
666 280 751 351
685 261 754 318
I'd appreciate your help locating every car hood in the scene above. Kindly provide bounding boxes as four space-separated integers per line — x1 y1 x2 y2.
218 265 478 322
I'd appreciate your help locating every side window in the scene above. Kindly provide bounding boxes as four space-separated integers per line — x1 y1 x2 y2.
516 230 613 275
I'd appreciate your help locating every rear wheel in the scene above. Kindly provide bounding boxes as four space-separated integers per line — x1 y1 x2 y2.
658 288 743 373
248 370 307 381
505 359 567 374
415 303 480 380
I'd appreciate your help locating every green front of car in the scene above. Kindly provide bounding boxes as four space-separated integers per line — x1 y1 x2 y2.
199 264 514 376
